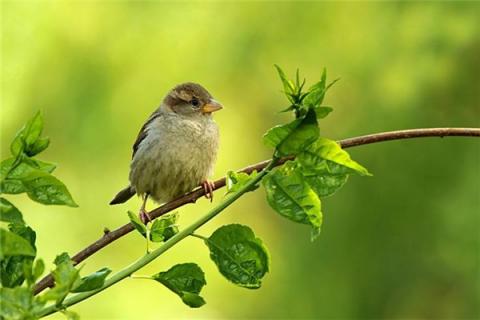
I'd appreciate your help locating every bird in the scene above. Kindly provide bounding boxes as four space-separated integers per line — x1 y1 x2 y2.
110 82 222 223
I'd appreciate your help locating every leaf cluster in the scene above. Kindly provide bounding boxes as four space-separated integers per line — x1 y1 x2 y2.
263 66 370 239
0 112 108 320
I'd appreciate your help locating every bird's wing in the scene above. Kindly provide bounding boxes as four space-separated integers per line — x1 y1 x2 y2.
132 110 162 159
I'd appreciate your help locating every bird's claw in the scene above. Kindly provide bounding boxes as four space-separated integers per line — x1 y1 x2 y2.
139 209 152 225
201 180 215 202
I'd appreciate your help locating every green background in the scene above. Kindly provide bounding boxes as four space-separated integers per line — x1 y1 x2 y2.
1 1 479 319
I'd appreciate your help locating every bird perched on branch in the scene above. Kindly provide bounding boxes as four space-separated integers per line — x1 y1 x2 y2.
110 83 222 223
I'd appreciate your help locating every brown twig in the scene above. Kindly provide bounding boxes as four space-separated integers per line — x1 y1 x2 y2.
33 127 480 295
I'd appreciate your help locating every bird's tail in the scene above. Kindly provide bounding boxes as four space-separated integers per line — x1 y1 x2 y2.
110 186 136 205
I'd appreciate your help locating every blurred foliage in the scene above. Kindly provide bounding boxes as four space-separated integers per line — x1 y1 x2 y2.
1 1 479 319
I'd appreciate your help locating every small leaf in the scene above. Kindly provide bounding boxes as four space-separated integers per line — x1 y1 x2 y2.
303 70 339 108
205 224 270 288
152 263 206 308
27 137 50 157
22 171 78 207
274 64 295 96
0 286 45 320
9 223 36 251
298 138 371 176
314 106 333 119
10 111 44 158
40 255 80 305
0 197 24 224
71 267 111 292
225 170 259 195
61 310 80 320
32 259 45 282
150 213 179 242
127 211 147 237
263 163 322 238
23 158 56 174
54 252 72 266
181 292 206 308
0 228 36 259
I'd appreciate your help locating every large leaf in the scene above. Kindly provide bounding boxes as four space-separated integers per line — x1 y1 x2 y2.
71 267 111 293
263 108 319 156
298 138 371 176
0 287 45 320
0 197 24 224
263 163 322 239
152 263 206 308
301 169 349 198
0 228 36 259
1 158 56 195
205 224 270 288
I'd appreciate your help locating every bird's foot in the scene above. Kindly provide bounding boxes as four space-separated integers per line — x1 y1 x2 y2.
139 208 152 225
201 180 215 202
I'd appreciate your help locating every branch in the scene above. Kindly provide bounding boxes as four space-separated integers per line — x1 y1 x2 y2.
33 127 480 295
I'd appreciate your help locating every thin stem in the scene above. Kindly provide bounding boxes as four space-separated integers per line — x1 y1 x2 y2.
33 127 480 295
190 233 208 241
38 158 279 318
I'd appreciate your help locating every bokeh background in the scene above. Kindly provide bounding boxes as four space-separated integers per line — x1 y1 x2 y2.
1 1 479 319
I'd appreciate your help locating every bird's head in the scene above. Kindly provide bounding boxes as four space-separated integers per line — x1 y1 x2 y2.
162 82 223 117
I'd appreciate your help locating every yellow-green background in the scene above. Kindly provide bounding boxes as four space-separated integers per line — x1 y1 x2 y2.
1 1 479 319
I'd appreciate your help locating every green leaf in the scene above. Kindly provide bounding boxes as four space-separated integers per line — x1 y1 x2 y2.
303 70 339 108
263 108 319 156
9 223 36 250
1 158 57 195
71 267 111 292
150 213 179 242
28 137 50 157
0 286 45 320
263 118 301 149
22 171 78 207
152 263 206 308
0 197 24 224
225 170 259 195
205 224 270 288
314 106 333 119
10 111 45 158
274 64 295 97
181 292 206 308
61 310 79 320
127 211 147 237
40 255 80 305
54 252 72 266
23 158 56 174
0 228 36 259
298 138 371 176
0 224 36 287
32 259 45 283
263 163 322 239
302 169 349 198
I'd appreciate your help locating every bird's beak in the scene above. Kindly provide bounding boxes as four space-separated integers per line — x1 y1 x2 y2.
202 99 223 114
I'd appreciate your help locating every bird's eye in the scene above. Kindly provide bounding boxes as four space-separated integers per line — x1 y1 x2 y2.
191 98 200 108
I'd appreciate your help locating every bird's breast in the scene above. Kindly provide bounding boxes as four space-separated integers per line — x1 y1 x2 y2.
129 115 219 203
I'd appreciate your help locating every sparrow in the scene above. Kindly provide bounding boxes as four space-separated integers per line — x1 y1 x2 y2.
110 82 222 223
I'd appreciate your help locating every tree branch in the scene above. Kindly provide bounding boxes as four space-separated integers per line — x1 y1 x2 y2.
33 127 480 295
